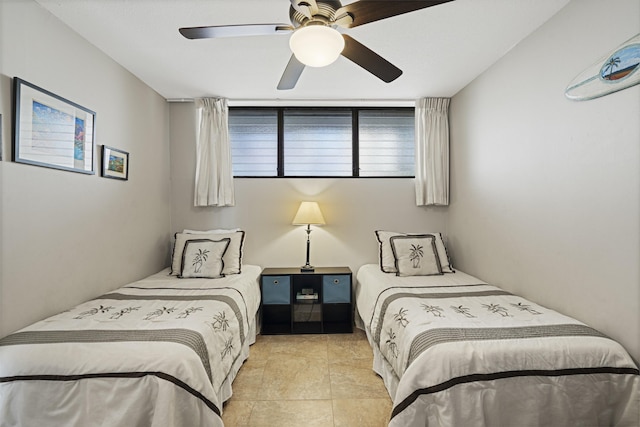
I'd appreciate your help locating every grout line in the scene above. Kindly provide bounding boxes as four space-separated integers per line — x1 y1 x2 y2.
325 338 336 427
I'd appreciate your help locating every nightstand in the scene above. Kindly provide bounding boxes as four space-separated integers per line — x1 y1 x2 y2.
260 267 353 334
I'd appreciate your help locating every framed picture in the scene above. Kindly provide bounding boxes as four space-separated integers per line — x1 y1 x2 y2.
101 145 129 180
12 77 95 174
566 33 640 101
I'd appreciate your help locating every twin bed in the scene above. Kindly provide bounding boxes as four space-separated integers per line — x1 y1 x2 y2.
0 229 260 427
1 228 638 426
356 231 640 426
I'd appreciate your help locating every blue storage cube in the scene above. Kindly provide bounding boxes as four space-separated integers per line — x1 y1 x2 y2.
322 275 351 303
262 276 291 304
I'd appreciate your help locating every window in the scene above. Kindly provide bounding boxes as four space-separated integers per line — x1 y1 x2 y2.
284 109 352 177
358 110 415 177
227 109 278 177
229 107 414 177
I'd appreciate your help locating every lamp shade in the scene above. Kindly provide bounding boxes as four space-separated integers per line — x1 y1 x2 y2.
289 25 345 67
292 201 326 225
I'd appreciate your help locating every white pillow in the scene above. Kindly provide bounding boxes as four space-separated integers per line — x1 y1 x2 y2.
172 230 245 276
375 230 454 274
390 235 443 277
179 238 230 279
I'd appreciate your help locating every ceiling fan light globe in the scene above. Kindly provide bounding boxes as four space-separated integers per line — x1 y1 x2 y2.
289 25 344 67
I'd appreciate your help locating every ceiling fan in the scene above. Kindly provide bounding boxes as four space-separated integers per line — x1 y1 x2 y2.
179 0 453 90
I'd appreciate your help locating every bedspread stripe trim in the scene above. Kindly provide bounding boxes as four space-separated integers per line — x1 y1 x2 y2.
407 324 608 366
120 286 251 324
0 371 221 416
0 329 214 382
373 289 512 344
369 283 489 330
390 366 640 420
100 292 246 342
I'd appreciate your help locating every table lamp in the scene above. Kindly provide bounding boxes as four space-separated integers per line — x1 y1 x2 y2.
292 201 326 272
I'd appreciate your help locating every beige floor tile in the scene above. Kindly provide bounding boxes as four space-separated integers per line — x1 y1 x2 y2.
268 334 328 360
243 336 272 368
332 398 392 427
329 363 390 399
247 400 334 427
221 400 255 427
261 354 332 400
229 364 265 400
327 335 374 367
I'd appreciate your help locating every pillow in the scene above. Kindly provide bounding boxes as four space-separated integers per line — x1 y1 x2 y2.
171 230 245 276
375 230 454 274
390 235 443 277
179 238 230 279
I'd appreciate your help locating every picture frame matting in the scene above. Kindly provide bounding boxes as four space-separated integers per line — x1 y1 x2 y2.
101 145 129 180
12 77 96 174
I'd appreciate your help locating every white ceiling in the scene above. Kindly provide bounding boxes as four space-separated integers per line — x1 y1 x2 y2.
34 0 570 101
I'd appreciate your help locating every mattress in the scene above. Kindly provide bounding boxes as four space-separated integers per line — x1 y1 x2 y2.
0 265 262 427
356 264 640 427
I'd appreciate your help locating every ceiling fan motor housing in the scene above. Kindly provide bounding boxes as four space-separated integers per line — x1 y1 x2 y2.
289 0 344 28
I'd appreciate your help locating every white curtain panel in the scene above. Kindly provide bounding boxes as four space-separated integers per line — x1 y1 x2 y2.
415 97 450 206
194 98 235 207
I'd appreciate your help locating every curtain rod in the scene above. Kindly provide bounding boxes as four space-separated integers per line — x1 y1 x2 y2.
166 98 416 107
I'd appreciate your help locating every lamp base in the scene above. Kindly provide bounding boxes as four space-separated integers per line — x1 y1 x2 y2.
300 265 315 273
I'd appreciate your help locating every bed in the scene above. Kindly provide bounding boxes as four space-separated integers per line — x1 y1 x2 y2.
0 229 261 427
356 231 640 427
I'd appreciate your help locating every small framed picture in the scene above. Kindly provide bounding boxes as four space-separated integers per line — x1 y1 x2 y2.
101 145 129 180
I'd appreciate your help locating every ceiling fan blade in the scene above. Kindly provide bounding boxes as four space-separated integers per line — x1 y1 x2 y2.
334 0 454 28
341 35 402 83
290 0 319 18
277 55 306 90
179 24 293 40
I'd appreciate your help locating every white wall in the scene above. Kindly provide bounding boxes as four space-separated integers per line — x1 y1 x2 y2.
169 102 448 275
0 0 171 336
449 0 639 361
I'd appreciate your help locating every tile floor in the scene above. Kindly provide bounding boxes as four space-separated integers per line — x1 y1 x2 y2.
222 329 393 427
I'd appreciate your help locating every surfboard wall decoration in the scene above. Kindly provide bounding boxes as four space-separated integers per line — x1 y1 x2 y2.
565 33 640 101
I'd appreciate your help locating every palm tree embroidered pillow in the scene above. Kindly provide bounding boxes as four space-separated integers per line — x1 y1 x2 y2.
375 230 454 274
171 230 245 276
179 238 230 279
389 235 443 277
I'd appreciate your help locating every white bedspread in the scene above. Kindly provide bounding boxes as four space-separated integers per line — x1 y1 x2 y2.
0 266 262 427
356 264 640 427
